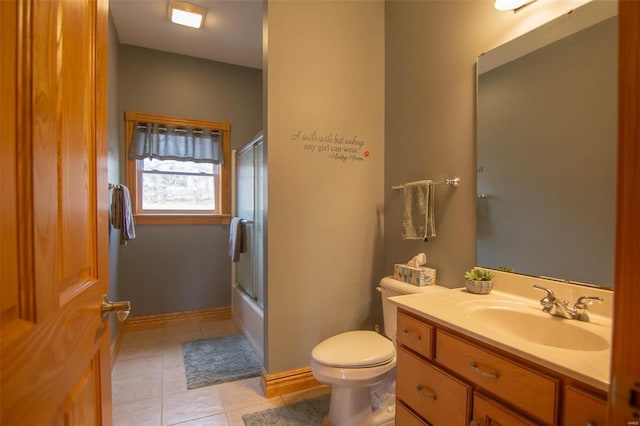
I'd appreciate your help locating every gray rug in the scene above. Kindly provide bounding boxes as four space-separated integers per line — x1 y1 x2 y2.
182 334 261 389
242 394 330 425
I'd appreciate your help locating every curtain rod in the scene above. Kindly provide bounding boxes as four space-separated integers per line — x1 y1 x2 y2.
136 124 221 134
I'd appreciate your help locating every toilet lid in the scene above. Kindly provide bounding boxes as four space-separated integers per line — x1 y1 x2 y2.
311 330 395 368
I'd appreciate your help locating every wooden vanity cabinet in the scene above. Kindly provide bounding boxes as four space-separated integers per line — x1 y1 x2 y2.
396 346 472 425
562 386 607 426
436 329 559 425
472 392 538 426
397 310 434 358
395 309 607 426
396 403 429 426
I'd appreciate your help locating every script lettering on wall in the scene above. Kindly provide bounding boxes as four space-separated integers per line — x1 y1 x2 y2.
291 129 369 162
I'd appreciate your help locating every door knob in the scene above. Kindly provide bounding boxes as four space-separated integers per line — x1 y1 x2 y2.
101 295 131 323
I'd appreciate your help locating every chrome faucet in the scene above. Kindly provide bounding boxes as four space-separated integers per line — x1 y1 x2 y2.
533 285 603 321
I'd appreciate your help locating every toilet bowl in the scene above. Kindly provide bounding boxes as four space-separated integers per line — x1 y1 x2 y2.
311 330 396 426
310 277 449 426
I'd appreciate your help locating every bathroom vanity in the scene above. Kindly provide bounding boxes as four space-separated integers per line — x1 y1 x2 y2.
390 279 611 426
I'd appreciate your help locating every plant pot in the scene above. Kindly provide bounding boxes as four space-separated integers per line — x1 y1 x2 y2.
465 279 493 295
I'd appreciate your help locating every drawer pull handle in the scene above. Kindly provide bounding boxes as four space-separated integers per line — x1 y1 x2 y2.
470 362 499 379
402 330 421 340
416 385 437 400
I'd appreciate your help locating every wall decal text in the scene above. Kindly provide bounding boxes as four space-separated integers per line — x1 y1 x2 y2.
290 129 368 162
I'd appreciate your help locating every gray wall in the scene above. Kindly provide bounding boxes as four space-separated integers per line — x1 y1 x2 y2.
107 13 121 340
265 0 385 374
384 0 590 290
116 45 262 316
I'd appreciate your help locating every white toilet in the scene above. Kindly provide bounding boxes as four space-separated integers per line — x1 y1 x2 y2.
310 277 448 426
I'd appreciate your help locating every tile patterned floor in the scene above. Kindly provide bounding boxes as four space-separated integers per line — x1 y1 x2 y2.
112 319 329 426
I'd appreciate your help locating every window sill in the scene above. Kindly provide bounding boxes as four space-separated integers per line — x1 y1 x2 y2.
133 214 231 225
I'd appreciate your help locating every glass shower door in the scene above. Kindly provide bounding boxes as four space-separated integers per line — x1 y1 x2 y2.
235 136 264 308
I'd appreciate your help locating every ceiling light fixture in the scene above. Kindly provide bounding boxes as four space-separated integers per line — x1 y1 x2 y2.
168 0 206 29
494 0 536 12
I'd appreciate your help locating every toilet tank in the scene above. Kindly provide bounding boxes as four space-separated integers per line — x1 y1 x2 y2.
378 277 448 343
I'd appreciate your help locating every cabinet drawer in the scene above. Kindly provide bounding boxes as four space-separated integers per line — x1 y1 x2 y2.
397 346 471 425
396 402 428 426
397 311 434 358
563 386 607 426
436 330 558 425
472 392 537 426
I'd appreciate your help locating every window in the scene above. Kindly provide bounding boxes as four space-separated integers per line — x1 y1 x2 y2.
125 111 230 225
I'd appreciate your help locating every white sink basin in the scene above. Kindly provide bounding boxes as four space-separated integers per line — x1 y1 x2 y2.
460 300 609 351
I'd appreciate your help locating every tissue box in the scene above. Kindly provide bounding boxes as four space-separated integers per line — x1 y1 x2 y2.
393 264 436 286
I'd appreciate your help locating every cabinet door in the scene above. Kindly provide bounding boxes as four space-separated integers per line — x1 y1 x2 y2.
436 330 558 425
472 393 537 426
563 386 607 426
396 403 429 426
397 347 471 425
397 311 434 358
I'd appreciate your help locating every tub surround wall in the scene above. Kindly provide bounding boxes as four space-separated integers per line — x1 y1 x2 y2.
265 0 385 374
384 0 593 289
116 45 262 316
232 282 264 361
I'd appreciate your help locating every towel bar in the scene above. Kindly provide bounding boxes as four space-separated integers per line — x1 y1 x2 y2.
392 177 461 190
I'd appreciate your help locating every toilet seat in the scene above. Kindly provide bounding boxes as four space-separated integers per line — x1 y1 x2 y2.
311 330 395 368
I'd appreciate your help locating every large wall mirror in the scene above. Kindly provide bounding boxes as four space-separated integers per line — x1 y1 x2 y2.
476 1 617 289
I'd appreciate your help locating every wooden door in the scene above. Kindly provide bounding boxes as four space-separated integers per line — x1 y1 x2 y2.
609 0 640 423
1 0 111 424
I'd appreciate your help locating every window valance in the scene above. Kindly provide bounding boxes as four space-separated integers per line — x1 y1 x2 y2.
128 122 224 164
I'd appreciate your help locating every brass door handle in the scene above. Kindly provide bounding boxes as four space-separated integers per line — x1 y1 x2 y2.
101 295 131 323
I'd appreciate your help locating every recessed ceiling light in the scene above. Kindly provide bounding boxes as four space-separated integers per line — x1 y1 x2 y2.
168 0 206 29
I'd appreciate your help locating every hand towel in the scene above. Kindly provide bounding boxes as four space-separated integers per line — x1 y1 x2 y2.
110 184 136 245
402 180 436 241
229 217 247 262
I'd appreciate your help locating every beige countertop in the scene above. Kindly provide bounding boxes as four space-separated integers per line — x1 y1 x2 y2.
389 285 612 392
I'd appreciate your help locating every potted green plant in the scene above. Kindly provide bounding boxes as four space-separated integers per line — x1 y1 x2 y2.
464 268 495 294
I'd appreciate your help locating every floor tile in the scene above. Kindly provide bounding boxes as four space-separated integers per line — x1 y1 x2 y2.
112 355 162 381
219 377 276 411
162 366 188 395
169 413 230 426
162 343 186 370
280 384 331 405
112 320 332 426
112 369 162 405
199 319 238 338
113 396 162 426
162 386 225 426
118 339 165 361
225 400 285 426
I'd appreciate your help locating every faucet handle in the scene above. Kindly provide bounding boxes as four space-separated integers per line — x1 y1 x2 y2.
572 296 603 321
533 284 555 312
533 284 555 297
574 295 604 309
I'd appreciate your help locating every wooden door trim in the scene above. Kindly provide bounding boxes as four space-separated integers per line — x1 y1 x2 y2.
609 0 640 423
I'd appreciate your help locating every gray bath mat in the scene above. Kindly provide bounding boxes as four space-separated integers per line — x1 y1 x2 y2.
182 334 261 389
242 394 330 425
